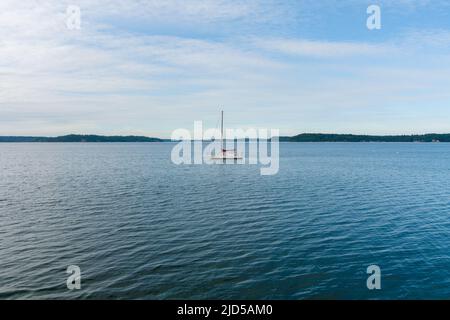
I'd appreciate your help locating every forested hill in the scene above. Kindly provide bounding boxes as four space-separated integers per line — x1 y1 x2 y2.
279 133 450 142
1 133 449 142
0 134 168 142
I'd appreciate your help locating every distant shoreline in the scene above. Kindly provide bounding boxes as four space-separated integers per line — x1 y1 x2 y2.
281 133 449 143
0 133 449 143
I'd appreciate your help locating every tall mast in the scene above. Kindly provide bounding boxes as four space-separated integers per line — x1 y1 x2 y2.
221 110 224 151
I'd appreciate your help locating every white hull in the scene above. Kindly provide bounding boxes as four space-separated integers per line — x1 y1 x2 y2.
211 150 242 160
211 156 243 160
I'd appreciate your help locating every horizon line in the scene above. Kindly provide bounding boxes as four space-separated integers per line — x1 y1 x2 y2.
1 132 450 138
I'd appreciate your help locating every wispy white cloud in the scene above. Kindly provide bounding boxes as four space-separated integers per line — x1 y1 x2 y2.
1 1 450 136
253 38 396 57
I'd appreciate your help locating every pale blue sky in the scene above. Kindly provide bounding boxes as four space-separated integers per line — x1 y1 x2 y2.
1 1 450 137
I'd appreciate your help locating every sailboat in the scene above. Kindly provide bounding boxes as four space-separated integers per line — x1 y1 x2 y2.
211 110 242 160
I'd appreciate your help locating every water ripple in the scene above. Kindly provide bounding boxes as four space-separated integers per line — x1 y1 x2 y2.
1 142 450 299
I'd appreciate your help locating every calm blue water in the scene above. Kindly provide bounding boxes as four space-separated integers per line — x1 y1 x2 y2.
0 142 449 299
